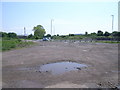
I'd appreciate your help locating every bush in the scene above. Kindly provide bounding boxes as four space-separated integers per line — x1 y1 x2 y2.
2 40 16 51
97 30 103 36
2 39 34 51
104 31 110 36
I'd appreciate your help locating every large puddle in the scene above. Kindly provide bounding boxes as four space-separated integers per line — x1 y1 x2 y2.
4 61 88 75
39 61 87 75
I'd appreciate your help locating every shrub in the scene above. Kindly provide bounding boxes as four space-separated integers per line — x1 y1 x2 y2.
2 39 34 51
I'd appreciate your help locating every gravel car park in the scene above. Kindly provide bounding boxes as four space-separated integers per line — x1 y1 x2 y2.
2 41 119 88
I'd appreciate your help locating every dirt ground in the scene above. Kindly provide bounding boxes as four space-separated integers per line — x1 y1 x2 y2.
2 41 119 88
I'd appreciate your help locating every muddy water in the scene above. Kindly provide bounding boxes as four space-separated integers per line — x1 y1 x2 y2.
3 61 88 75
39 61 87 75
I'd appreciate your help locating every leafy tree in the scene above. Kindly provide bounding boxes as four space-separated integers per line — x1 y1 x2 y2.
8 32 17 38
69 34 74 36
0 32 8 37
0 32 1 37
46 34 51 37
28 34 33 39
90 32 97 36
97 30 103 36
57 34 59 36
85 32 88 35
61 35 66 38
104 31 110 36
33 25 46 39
112 31 120 36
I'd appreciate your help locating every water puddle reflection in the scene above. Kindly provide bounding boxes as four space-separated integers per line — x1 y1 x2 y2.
4 61 88 75
39 61 88 75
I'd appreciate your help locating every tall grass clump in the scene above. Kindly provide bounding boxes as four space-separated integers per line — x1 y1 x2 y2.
2 39 34 51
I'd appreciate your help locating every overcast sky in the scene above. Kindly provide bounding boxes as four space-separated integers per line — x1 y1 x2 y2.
1 0 119 35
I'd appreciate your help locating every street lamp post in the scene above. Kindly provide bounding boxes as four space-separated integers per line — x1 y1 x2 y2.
53 26 55 35
24 27 26 36
111 15 114 33
24 27 26 41
51 19 54 36
111 15 114 41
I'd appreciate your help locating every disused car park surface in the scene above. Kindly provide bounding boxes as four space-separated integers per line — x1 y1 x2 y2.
2 41 119 88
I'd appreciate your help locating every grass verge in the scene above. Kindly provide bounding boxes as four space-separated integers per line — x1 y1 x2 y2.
1 39 35 51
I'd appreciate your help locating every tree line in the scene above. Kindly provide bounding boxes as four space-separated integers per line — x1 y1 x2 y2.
0 32 18 39
86 30 120 37
0 25 46 39
0 25 120 40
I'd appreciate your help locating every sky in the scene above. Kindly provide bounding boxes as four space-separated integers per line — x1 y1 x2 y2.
1 0 119 35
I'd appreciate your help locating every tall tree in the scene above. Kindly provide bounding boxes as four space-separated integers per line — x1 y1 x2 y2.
46 34 51 37
33 25 46 39
8 32 17 38
104 31 110 36
112 31 120 36
90 32 96 36
85 32 88 35
27 34 33 39
0 32 8 37
97 30 103 36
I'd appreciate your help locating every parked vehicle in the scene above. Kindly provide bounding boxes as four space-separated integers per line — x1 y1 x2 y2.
42 37 51 41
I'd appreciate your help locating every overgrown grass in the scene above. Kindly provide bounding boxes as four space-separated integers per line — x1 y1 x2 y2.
2 39 35 51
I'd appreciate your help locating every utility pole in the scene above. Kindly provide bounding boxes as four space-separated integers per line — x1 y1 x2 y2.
24 27 26 36
51 19 54 36
111 15 114 33
24 27 26 41
53 26 55 35
111 15 114 41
